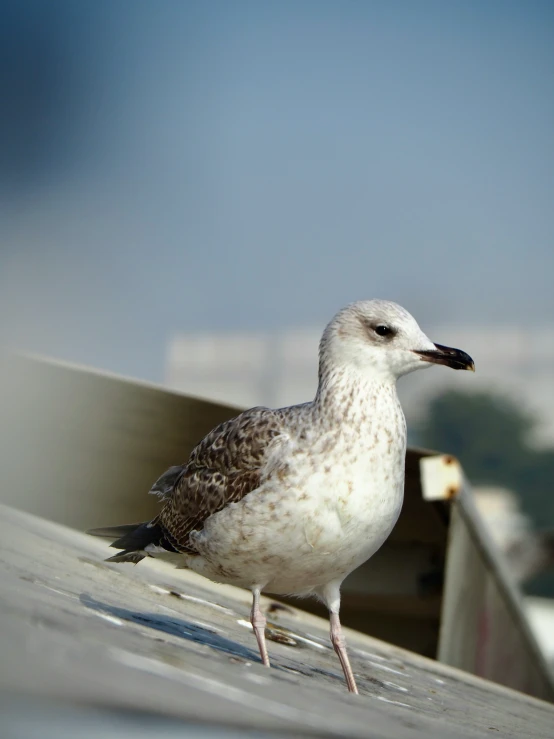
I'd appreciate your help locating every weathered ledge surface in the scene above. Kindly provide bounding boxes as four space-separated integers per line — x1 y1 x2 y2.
1 503 553 739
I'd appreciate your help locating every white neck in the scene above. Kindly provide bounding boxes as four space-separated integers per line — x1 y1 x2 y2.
314 363 399 426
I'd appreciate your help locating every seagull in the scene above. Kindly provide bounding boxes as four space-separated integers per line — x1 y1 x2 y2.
89 300 474 694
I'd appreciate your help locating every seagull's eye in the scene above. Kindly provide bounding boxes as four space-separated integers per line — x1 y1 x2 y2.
374 324 393 337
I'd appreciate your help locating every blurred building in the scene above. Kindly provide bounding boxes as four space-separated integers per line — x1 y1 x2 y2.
166 325 554 445
166 329 318 410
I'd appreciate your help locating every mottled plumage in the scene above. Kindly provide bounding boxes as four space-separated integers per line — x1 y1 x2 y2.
89 299 474 694
153 407 286 554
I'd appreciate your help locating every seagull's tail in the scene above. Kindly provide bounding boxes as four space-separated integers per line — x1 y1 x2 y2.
87 523 142 540
87 521 171 564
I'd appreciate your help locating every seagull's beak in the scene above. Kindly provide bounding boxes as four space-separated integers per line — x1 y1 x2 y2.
413 343 475 372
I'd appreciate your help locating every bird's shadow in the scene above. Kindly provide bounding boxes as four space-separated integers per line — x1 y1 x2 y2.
79 593 260 663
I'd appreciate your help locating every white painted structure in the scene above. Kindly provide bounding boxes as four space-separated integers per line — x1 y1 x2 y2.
525 597 554 671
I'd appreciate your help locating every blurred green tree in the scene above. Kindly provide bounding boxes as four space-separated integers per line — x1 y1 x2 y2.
419 391 534 492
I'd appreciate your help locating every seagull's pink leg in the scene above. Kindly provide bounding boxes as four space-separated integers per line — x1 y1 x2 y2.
251 588 270 667
330 612 358 694
319 581 359 694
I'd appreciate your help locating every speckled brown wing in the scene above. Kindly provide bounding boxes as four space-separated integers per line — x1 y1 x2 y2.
151 407 286 554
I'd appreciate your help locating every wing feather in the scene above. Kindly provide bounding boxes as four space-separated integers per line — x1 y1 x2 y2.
151 407 286 554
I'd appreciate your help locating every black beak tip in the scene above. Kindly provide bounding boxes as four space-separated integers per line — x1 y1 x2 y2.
415 343 475 372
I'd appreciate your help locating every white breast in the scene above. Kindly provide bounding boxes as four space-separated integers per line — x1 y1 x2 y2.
277 404 406 589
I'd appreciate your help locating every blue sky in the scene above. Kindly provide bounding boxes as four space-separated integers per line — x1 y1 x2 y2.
1 1 553 381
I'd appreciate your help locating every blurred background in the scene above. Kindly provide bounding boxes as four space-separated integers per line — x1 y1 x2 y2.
1 0 553 648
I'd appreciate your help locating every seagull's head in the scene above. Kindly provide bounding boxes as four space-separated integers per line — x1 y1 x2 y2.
322 299 475 382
